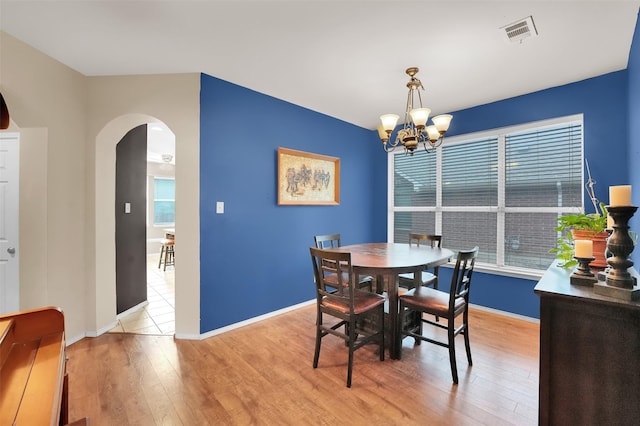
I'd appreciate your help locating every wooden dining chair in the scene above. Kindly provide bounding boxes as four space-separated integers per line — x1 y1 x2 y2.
398 234 443 290
398 246 479 384
309 247 386 388
313 234 373 292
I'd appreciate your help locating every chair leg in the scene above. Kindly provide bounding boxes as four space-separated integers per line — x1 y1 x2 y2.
448 324 459 384
313 314 322 368
463 323 472 366
462 312 473 365
163 246 168 271
163 245 174 271
415 310 423 345
158 245 164 269
432 279 440 322
398 301 406 358
347 318 356 388
379 306 385 362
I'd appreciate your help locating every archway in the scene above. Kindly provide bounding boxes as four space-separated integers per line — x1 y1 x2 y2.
94 114 178 335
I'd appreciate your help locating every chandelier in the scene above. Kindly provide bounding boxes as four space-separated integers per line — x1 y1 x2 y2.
377 67 453 155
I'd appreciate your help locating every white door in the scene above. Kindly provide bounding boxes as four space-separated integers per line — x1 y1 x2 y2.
0 133 19 314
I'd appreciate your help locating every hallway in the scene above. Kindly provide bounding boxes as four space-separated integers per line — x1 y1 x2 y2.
108 254 175 335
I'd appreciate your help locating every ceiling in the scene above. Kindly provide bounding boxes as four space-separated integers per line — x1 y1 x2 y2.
1 0 639 135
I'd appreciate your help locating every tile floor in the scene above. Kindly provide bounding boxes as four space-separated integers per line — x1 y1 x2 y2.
108 253 175 335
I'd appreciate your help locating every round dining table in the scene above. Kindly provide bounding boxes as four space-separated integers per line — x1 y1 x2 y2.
327 242 454 359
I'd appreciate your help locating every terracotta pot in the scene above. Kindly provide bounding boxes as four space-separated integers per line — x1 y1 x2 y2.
572 229 610 269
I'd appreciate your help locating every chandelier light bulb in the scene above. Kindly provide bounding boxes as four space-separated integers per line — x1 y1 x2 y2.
377 124 389 142
432 114 453 133
409 108 431 127
426 125 440 142
380 114 400 132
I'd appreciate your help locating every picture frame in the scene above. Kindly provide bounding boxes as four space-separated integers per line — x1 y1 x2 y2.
277 147 340 205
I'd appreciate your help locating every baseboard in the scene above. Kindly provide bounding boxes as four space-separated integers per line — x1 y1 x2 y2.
67 333 87 345
76 302 148 342
470 303 539 324
191 299 315 341
116 300 148 320
74 299 535 344
184 299 536 341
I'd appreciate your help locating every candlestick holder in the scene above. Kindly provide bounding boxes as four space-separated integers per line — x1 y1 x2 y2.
594 205 640 300
597 229 613 282
570 256 598 286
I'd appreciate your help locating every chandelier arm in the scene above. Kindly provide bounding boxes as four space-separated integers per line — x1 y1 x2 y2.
422 141 436 154
431 135 444 149
383 141 399 153
420 135 444 153
388 135 401 149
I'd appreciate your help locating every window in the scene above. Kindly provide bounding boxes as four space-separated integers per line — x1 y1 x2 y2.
153 177 175 225
390 115 583 274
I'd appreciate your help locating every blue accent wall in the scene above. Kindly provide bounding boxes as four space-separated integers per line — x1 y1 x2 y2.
442 71 630 319
437 268 540 319
199 74 385 333
629 11 640 266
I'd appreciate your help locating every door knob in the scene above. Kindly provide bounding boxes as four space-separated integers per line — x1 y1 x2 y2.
7 247 15 254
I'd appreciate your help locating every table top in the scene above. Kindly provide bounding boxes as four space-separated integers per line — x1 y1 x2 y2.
328 242 454 274
534 260 640 309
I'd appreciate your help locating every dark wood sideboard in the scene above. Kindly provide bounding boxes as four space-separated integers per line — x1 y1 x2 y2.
534 262 640 425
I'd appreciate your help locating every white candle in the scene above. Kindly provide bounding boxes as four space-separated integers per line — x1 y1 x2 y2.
609 185 632 206
574 239 593 258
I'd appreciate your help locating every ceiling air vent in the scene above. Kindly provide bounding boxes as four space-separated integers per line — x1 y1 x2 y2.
501 16 538 44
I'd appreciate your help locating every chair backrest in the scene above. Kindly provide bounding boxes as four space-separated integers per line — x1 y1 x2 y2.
310 247 355 307
409 233 442 248
314 234 342 272
449 246 479 308
314 233 341 249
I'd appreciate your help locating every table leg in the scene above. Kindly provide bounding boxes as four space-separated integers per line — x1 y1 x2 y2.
388 273 400 359
375 274 384 294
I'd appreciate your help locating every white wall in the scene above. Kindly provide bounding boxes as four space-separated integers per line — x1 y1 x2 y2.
1 31 88 339
0 31 201 340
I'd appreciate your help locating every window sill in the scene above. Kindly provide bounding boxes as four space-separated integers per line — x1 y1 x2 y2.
442 262 545 281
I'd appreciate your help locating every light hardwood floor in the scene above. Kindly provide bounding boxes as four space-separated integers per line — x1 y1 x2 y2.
67 306 539 425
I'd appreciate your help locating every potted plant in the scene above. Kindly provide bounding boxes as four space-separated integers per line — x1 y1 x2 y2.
550 160 609 269
550 203 608 268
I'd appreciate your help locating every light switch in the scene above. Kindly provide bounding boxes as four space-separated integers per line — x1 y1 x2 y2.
124 202 131 213
216 201 224 214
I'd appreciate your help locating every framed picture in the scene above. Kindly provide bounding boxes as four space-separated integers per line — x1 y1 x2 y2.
277 147 340 205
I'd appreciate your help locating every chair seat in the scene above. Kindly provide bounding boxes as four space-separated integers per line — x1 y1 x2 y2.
323 290 385 315
399 286 465 317
324 272 373 290
398 271 437 288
